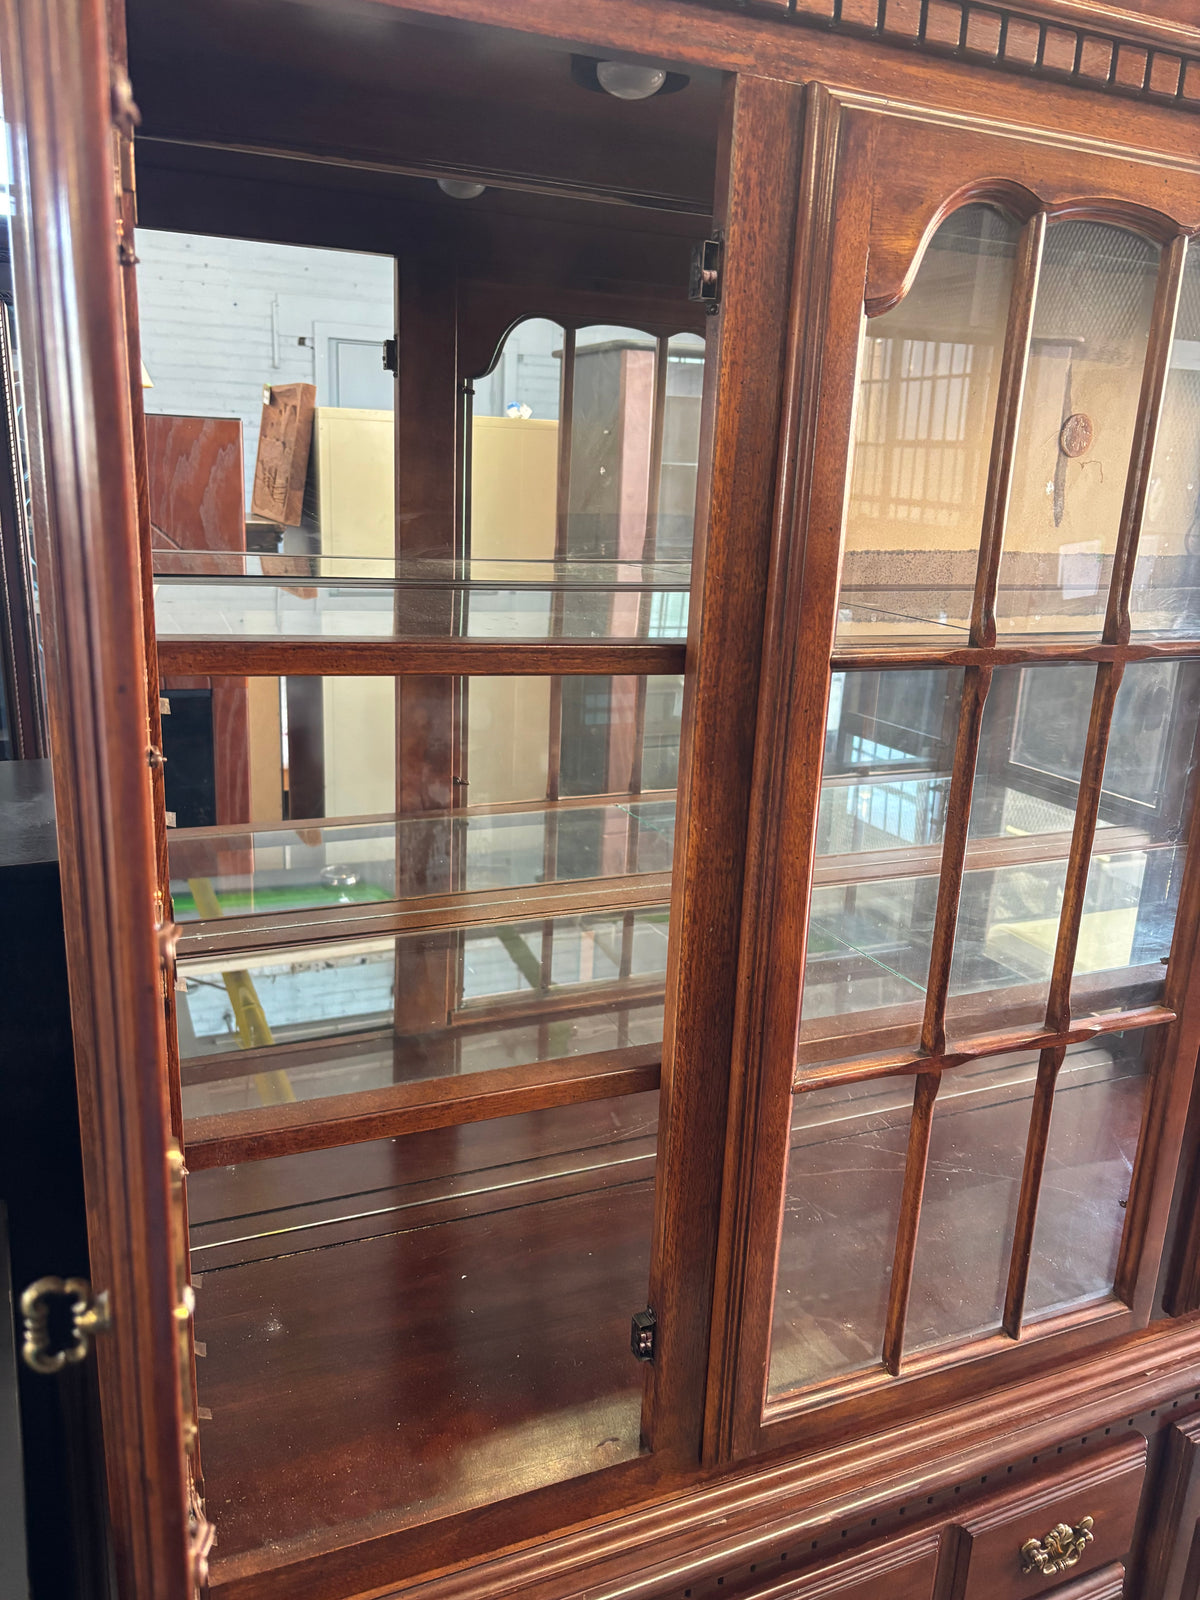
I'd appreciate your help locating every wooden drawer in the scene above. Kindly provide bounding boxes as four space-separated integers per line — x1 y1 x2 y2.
941 1437 1146 1600
730 1529 940 1600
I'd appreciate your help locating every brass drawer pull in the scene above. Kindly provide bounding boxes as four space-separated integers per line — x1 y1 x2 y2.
1020 1516 1095 1577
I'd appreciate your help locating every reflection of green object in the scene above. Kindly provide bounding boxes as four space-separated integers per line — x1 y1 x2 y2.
172 881 390 920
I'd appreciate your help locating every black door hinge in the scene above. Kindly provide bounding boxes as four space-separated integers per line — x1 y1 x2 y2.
630 1306 657 1363
689 234 723 315
382 337 397 374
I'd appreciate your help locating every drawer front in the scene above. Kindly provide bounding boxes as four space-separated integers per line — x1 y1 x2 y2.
740 1530 939 1600
946 1437 1146 1600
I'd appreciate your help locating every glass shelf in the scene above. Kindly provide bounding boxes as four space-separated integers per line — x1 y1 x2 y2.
169 798 677 923
152 552 692 641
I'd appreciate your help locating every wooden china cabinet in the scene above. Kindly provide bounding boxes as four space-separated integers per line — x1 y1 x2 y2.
12 0 1200 1597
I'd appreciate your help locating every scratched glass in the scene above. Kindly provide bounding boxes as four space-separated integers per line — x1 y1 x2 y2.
769 1077 913 1396
997 221 1160 637
907 1050 1037 1352
1071 660 1200 1019
1131 242 1200 636
1025 1032 1151 1320
836 204 1019 644
798 669 962 1060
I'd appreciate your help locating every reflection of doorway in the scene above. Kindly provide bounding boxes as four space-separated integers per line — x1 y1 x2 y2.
314 321 394 409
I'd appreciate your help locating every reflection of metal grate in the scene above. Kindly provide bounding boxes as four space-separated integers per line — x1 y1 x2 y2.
1033 221 1159 361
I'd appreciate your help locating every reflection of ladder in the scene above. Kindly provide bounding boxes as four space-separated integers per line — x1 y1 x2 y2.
187 878 295 1106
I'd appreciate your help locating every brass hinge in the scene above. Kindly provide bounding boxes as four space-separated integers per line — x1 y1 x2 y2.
20 1276 111 1374
110 67 140 252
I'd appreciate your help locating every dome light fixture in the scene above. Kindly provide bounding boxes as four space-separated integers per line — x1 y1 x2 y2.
595 60 667 100
570 54 689 99
436 178 486 200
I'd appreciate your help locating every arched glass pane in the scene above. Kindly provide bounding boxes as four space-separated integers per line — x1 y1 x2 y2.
1132 240 1200 634
999 221 1160 636
837 204 1020 644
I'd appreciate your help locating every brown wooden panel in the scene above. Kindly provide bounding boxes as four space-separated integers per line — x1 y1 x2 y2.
249 383 314 528
858 102 1200 317
0 0 195 1590
939 1438 1146 1600
726 1529 940 1599
157 638 686 675
184 1045 661 1167
1134 1414 1200 1600
145 413 244 552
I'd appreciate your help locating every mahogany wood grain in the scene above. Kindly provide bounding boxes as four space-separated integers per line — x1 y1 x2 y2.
831 638 1200 671
919 666 991 1059
1104 232 1189 645
0 0 193 1590
173 870 671 958
203 1320 1200 1600
716 1529 940 1599
197 0 1200 175
969 212 1044 650
794 1004 1174 1091
710 87 878 1462
1131 1414 1200 1600
939 1436 1145 1600
857 106 1200 316
882 1072 939 1375
1043 664 1123 1037
647 71 806 1467
156 638 687 675
184 1044 661 1168
1001 1048 1064 1338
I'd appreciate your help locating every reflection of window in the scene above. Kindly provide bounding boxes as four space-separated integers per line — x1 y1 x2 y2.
852 336 989 528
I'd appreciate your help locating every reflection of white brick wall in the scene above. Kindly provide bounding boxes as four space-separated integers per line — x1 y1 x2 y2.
135 229 395 503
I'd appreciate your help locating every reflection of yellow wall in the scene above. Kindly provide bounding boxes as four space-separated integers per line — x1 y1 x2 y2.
247 676 284 822
469 417 559 803
313 408 397 816
308 412 561 812
313 406 394 564
470 416 558 560
323 677 396 818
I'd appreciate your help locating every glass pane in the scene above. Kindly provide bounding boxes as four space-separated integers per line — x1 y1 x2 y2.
189 1095 657 1563
152 553 691 641
999 221 1160 637
1132 240 1200 635
800 669 962 1057
946 664 1093 1033
1025 1031 1151 1320
171 800 676 921
768 1078 911 1396
177 907 668 1122
164 673 680 906
837 205 1019 644
1071 660 1200 1015
907 1050 1037 1351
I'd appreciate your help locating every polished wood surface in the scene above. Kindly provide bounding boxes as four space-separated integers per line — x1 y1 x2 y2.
22 0 1200 1593
0 0 193 1590
189 1097 658 1574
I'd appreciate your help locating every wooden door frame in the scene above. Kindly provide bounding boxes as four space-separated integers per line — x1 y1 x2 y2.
0 0 194 1593
708 85 1200 1470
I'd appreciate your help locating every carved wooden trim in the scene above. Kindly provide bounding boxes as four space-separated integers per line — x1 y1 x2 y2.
722 0 1200 115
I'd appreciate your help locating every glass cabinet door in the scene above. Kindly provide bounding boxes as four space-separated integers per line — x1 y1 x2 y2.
717 90 1200 1463
122 15 745 1566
